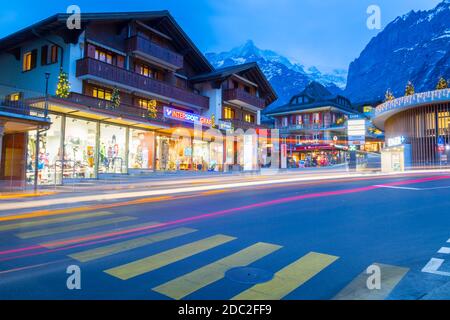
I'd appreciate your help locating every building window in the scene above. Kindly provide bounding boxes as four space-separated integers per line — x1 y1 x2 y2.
313 113 320 124
224 107 235 119
244 113 255 123
175 76 187 89
92 87 112 101
296 135 302 145
244 86 251 93
282 117 288 127
50 45 58 64
23 50 37 71
232 80 239 89
8 92 21 101
295 115 303 125
95 48 114 65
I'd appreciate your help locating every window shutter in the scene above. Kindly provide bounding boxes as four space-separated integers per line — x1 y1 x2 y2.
31 49 38 69
41 45 48 65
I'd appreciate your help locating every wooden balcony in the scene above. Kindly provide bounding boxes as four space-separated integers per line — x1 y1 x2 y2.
76 58 209 109
66 92 166 123
220 118 264 130
125 36 184 70
223 88 265 109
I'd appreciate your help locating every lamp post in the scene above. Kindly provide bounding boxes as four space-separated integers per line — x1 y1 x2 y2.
34 72 51 192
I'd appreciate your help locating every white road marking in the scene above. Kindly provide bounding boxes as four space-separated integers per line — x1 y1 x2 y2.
438 247 450 254
422 258 450 276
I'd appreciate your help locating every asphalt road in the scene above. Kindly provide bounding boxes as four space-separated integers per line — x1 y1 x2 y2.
1 172 450 300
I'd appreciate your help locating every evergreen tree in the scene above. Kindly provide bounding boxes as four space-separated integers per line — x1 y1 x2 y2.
55 69 71 98
385 89 395 101
405 81 415 96
147 99 158 119
111 87 121 109
436 77 448 90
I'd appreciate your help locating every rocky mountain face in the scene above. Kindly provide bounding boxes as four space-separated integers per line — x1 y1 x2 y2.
205 40 347 111
345 0 450 103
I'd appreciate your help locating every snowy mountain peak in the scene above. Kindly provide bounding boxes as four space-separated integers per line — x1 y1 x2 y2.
345 0 450 103
205 41 347 108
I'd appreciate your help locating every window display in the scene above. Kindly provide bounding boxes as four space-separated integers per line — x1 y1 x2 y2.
27 114 62 184
64 117 97 178
156 135 192 171
129 129 155 170
99 124 126 174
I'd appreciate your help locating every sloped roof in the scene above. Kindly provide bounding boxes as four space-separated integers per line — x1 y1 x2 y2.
190 62 278 106
0 11 213 73
266 81 355 115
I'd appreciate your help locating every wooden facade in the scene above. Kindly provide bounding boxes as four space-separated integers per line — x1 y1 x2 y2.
384 102 450 166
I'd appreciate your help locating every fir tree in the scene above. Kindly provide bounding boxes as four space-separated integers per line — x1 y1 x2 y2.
55 69 71 98
405 81 415 96
111 87 121 109
385 89 395 101
436 77 448 90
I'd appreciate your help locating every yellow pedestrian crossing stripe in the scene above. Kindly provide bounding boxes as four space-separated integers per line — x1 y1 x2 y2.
333 263 409 300
153 242 282 300
40 221 161 249
232 252 338 300
15 216 136 239
69 227 197 263
105 234 236 280
0 211 117 232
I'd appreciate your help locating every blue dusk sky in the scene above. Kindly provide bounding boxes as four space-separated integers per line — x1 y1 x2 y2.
0 0 442 70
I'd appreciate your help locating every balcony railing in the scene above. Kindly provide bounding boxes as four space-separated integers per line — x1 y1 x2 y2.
1 97 49 119
76 58 209 109
277 123 346 133
220 118 264 130
223 88 265 109
66 92 166 123
126 36 184 69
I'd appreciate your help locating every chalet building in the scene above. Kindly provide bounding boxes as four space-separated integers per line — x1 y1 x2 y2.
0 11 276 186
266 82 382 168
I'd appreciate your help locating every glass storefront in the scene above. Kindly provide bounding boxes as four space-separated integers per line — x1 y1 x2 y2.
26 114 62 184
156 135 192 171
64 117 97 179
129 129 155 170
98 124 126 174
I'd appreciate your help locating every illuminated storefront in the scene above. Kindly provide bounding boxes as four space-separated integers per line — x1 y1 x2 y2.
64 117 97 179
99 123 126 174
374 89 450 170
27 114 63 184
27 112 157 184
129 129 155 170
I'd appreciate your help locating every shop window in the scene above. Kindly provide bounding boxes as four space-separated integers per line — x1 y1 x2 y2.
224 107 235 120
244 113 255 123
99 124 126 174
92 87 112 101
65 118 97 179
129 129 155 169
23 50 37 71
27 114 63 184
